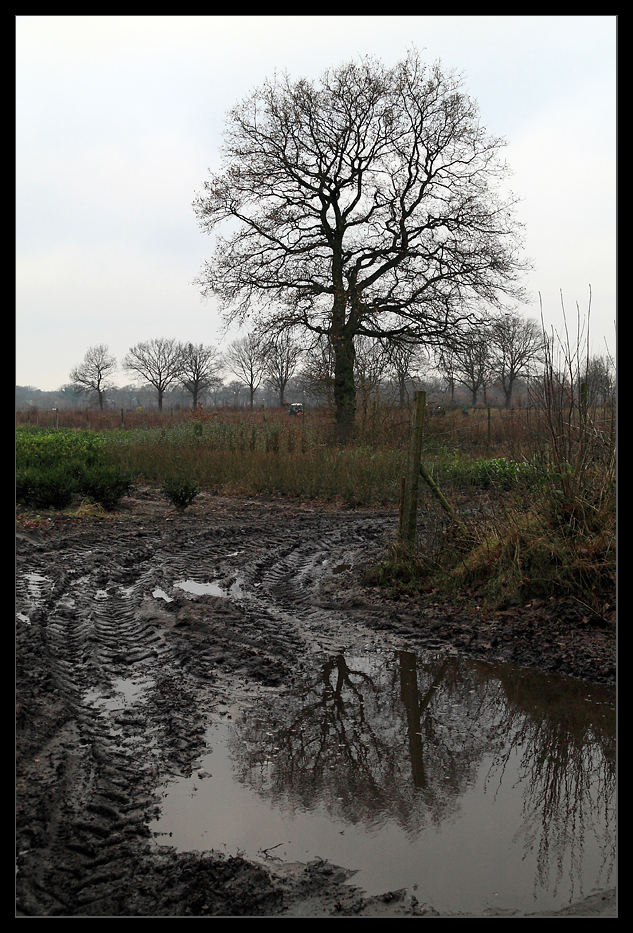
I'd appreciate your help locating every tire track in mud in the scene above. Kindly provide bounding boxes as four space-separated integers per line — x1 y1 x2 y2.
16 532 212 915
148 510 398 682
223 513 397 657
15 503 401 915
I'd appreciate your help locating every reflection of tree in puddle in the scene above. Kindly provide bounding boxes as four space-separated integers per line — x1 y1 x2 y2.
479 665 616 900
229 650 615 900
231 651 509 835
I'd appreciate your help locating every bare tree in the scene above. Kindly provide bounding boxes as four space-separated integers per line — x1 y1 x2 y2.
194 48 528 441
490 311 544 408
385 340 429 408
70 344 117 410
450 329 494 407
263 331 303 407
123 338 185 411
584 354 616 407
224 333 268 409
180 342 223 408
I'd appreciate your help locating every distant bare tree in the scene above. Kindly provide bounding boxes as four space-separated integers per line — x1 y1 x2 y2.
263 331 303 407
490 311 544 408
298 336 336 406
434 344 460 405
354 336 388 424
180 342 223 408
70 344 117 410
385 341 429 408
123 338 185 411
584 354 616 407
450 328 494 407
225 380 245 407
224 333 268 409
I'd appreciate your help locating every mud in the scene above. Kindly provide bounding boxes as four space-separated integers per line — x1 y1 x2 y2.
15 487 617 917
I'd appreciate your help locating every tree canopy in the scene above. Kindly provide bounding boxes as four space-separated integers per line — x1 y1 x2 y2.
194 49 528 439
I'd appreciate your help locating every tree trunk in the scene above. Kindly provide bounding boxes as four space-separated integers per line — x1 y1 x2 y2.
332 330 356 444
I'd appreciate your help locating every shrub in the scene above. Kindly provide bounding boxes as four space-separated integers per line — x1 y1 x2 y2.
161 477 200 511
16 461 134 512
16 465 77 510
79 466 135 511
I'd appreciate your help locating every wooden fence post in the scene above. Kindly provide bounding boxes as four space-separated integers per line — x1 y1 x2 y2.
399 390 426 546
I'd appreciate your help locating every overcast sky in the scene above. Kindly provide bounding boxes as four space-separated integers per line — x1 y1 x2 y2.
16 15 616 391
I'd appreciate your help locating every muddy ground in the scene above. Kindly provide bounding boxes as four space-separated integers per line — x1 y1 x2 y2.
15 487 616 917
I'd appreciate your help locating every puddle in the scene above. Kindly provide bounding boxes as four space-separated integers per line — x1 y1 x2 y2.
153 588 174 602
150 650 615 915
174 580 228 598
162 578 244 600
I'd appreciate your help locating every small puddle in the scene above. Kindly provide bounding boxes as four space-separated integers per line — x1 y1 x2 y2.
151 650 615 915
154 579 242 602
174 580 228 598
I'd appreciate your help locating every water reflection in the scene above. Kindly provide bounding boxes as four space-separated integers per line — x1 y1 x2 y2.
154 649 615 912
227 651 615 905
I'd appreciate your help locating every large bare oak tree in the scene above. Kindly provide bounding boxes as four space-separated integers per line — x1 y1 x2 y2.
194 49 528 440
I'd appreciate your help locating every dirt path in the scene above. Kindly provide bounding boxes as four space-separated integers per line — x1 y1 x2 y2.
15 489 616 917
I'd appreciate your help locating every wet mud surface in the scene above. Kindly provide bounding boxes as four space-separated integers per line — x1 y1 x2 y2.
15 488 616 916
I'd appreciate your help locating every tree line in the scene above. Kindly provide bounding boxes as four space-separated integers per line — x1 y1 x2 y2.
16 313 614 415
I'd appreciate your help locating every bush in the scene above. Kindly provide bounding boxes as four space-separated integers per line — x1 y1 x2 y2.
161 477 200 511
79 466 135 511
16 465 77 510
16 462 134 512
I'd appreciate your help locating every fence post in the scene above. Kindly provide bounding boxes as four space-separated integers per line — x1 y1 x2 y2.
399 390 426 547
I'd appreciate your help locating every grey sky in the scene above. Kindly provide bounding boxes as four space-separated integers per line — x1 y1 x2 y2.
16 15 616 391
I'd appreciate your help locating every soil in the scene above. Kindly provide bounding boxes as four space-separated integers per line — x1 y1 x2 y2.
15 487 617 917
